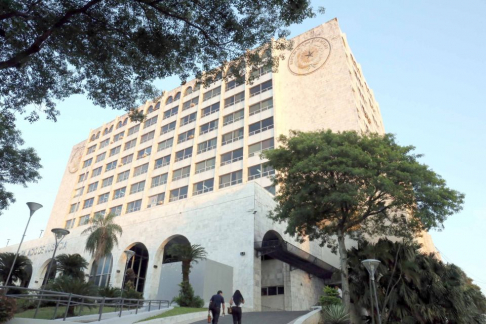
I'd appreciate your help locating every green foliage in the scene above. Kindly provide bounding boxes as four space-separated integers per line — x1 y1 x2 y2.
322 304 350 324
0 113 41 215
46 275 98 316
98 286 121 298
82 213 123 261
348 239 486 324
167 244 207 283
0 296 16 323
173 282 204 308
320 286 341 307
0 252 32 286
55 254 88 280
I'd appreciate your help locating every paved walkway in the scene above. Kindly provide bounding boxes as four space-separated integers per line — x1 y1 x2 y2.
187 311 308 324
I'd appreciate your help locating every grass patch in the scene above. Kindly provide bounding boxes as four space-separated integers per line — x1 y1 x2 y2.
140 307 206 322
16 306 119 320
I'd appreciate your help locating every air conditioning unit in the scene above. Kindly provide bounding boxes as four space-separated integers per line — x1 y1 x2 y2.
119 163 124 167
142 154 148 158
189 135 194 139
157 201 163 205
190 103 196 107
110 141 114 144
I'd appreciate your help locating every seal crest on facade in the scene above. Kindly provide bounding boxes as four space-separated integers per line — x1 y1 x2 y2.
288 37 331 75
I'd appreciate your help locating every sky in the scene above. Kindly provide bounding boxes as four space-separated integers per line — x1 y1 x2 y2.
1 1 485 292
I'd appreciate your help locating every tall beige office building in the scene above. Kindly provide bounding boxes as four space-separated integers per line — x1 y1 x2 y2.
2 19 429 311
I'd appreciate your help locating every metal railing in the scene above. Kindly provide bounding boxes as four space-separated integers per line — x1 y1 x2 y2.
1 286 169 322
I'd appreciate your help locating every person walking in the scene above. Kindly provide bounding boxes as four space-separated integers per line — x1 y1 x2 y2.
208 290 225 324
229 290 244 324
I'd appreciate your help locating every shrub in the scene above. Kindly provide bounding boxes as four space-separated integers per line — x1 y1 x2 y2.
0 296 16 323
173 282 204 308
98 286 122 298
320 286 341 307
322 304 350 324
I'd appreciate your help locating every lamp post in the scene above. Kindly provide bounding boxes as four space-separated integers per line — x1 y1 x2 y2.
5 202 42 288
362 259 382 324
121 250 136 297
43 228 70 286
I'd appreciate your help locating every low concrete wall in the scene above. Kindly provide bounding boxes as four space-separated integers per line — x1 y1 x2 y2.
142 311 208 324
293 307 321 324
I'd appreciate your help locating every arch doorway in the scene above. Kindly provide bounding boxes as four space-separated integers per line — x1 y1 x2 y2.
162 236 190 264
126 243 149 293
42 260 57 285
88 254 113 288
260 230 286 311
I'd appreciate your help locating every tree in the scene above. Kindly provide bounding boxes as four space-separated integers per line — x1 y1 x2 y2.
55 253 88 280
82 213 122 261
0 0 317 124
46 276 98 316
263 130 465 311
0 113 41 215
347 239 486 324
0 252 32 286
167 244 207 283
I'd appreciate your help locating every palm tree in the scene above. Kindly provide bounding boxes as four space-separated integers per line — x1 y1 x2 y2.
167 244 207 283
82 213 123 261
55 254 88 280
47 276 98 316
0 252 32 286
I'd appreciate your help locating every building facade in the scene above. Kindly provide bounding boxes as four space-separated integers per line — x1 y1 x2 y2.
0 18 435 311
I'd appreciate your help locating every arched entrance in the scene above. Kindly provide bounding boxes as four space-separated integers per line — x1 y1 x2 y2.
126 243 149 293
162 236 191 264
42 259 57 285
88 254 113 288
260 230 286 311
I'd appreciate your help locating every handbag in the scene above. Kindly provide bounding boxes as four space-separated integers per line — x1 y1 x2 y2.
228 305 232 314
207 312 211 323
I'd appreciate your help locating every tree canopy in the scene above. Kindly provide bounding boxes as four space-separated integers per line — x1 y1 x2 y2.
263 130 465 311
82 213 123 261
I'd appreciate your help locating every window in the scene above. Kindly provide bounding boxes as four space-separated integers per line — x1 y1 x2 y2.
154 102 161 111
200 119 218 135
265 185 276 195
78 172 88 183
101 176 113 188
109 145 121 157
140 131 155 144
221 148 243 166
113 132 124 142
137 146 152 159
117 170 130 182
194 83 201 91
154 155 171 169
249 98 273 116
197 138 217 154
124 139 137 151
133 163 149 176
195 158 215 174
113 187 126 200
182 97 198 111
249 117 274 135
157 138 173 151
121 154 133 165
248 163 275 180
87 145 96 154
249 138 274 157
203 86 221 101
83 158 93 168
193 178 214 195
175 147 193 162
166 96 173 105
178 129 195 143
126 199 142 213
98 192 109 204
161 121 176 135
91 167 102 178
109 204 122 216
78 215 90 226
184 86 193 96
83 198 94 209
105 160 117 171
225 79 242 91
87 182 98 193
95 152 106 163
147 105 153 114
201 102 220 117
163 107 178 119
128 124 140 136
261 286 284 296
89 253 113 288
65 219 75 229
219 170 243 188
222 128 244 145
100 139 110 149
250 65 272 79
172 166 190 181
224 92 244 108
130 181 145 194
73 187 84 197
151 173 168 188
175 91 182 100
223 109 244 126
144 116 158 129
180 112 197 126
69 203 79 214
169 186 188 202
249 80 272 97
147 193 165 207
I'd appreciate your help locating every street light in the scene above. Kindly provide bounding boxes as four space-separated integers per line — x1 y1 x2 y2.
362 259 382 324
43 228 70 286
5 202 43 288
121 250 136 297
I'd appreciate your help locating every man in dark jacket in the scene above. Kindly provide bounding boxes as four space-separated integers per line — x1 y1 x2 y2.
209 290 225 324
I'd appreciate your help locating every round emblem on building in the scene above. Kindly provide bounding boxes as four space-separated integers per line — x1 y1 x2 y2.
68 146 84 174
288 37 331 75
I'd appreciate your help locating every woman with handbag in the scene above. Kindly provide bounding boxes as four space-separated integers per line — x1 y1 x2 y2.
229 290 244 324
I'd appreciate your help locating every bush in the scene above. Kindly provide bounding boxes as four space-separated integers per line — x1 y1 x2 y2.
320 286 341 307
173 282 204 308
322 304 350 324
98 286 122 298
15 298 37 312
0 296 16 323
